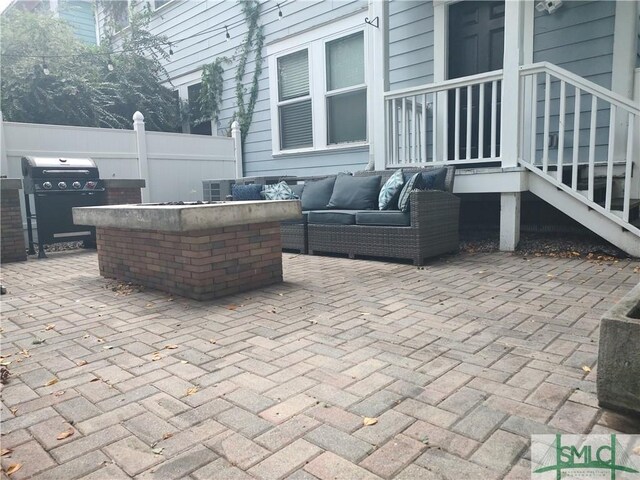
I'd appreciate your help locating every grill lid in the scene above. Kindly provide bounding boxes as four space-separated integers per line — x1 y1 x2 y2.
22 156 98 177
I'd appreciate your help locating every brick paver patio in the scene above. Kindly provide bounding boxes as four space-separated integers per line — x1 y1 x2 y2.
1 250 639 479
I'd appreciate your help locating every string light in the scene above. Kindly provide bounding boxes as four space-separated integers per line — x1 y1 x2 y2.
107 56 114 71
1 1 289 62
42 59 49 75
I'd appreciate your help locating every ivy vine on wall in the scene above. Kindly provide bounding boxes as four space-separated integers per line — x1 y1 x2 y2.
198 0 265 144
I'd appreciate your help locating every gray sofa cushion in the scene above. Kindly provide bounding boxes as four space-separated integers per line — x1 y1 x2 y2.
421 167 447 191
327 173 381 210
355 210 411 226
290 184 305 199
282 211 309 225
308 210 357 225
301 177 336 210
232 183 263 201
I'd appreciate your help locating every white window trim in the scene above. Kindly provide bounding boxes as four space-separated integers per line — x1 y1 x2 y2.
153 0 175 13
267 13 370 156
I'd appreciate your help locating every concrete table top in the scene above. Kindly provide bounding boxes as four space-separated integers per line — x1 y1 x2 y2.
73 200 302 232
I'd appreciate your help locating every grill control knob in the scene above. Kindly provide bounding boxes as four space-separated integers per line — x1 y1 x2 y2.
72 181 82 189
42 181 52 190
58 181 67 189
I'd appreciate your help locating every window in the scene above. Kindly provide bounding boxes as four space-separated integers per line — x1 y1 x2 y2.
187 83 212 136
325 32 366 145
277 50 312 149
154 0 172 10
268 15 368 154
110 0 129 31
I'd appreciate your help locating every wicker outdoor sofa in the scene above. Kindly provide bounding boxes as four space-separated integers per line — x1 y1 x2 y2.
229 166 460 266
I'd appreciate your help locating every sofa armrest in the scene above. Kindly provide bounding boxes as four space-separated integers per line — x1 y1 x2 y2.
409 190 461 229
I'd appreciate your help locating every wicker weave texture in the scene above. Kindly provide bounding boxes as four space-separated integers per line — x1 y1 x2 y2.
308 190 460 265
281 223 307 254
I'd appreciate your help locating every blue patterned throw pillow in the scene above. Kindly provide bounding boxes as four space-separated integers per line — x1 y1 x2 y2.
262 181 296 200
232 183 263 201
397 172 425 212
378 169 405 210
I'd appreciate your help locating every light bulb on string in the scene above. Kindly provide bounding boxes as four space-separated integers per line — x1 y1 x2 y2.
168 42 174 56
107 56 114 71
225 25 230 41
277 3 283 19
42 59 50 76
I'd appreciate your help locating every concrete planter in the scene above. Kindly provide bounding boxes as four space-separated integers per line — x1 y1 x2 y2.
597 282 640 416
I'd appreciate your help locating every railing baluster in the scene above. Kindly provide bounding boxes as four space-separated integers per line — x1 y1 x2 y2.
412 95 417 163
542 73 551 173
421 94 427 163
623 114 635 222
391 99 397 165
402 98 407 164
432 93 437 163
605 105 617 211
530 73 537 164
478 82 485 160
557 80 566 182
454 88 460 161
442 91 448 162
466 85 472 160
491 80 497 160
588 96 598 202
572 88 581 190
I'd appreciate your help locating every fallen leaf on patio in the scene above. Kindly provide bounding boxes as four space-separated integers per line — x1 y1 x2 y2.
209 339 216 344
45 378 59 387
152 352 163 361
0 361 11 366
270 309 277 314
0 354 11 359
56 427 74 440
363 417 378 426
180 360 188 364
546 274 555 278
44 324 55 331
359 313 370 316
103 346 113 350
152 447 164 455
162 433 173 440
77 360 88 366
164 345 178 350
9 408 17 415
633 446 640 455
278 293 284 296
146 303 153 308
582 365 591 373
53 391 65 397
6 463 21 475
19 349 30 358
32 339 45 345
186 387 199 396
90 378 101 383
226 304 237 311
167 297 174 302
1 448 12 456
96 338 105 343
83 334 91 339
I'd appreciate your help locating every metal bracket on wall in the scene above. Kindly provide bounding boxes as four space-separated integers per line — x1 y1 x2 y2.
364 16 379 28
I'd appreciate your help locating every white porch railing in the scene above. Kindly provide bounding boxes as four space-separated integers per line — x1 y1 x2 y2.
519 62 639 223
384 70 503 167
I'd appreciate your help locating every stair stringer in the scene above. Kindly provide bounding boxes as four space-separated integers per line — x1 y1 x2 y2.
527 173 640 257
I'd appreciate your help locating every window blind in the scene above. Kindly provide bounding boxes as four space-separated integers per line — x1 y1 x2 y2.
278 50 309 101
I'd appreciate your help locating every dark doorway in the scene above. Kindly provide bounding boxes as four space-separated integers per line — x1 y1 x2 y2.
447 1 504 160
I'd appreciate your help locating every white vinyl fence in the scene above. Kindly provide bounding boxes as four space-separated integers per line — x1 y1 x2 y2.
0 111 241 203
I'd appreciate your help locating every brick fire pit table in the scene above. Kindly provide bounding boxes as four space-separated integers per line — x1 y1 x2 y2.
72 201 301 300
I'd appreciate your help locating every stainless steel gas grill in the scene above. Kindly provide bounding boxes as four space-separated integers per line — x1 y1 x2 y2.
21 156 105 258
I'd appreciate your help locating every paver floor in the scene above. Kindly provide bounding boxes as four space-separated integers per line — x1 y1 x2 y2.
1 250 639 479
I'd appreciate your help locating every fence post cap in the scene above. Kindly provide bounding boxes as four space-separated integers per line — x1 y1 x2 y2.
133 111 145 122
231 121 240 130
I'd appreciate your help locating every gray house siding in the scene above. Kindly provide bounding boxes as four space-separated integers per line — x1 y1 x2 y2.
388 1 434 91
532 1 616 164
150 0 368 178
59 1 96 45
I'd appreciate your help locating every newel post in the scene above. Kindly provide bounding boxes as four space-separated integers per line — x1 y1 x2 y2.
132 111 150 203
0 111 8 177
232 121 243 179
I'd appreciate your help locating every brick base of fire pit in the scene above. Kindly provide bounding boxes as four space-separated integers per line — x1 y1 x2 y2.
73 201 301 300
